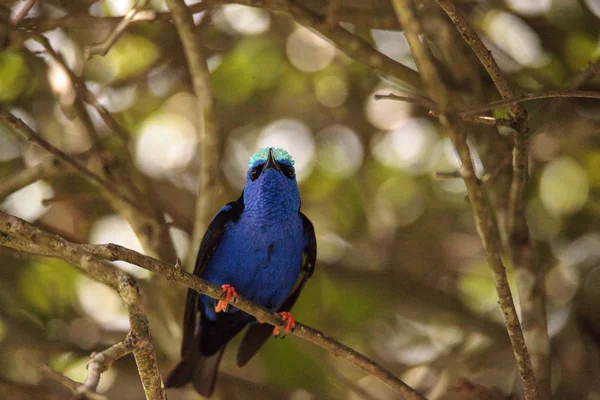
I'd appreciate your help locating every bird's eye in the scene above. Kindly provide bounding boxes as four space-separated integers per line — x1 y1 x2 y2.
250 165 262 181
280 164 295 180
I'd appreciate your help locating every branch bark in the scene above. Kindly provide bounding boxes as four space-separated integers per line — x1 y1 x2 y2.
0 210 427 400
0 157 65 201
164 0 219 271
0 212 165 400
433 2 550 396
391 1 539 399
78 336 135 395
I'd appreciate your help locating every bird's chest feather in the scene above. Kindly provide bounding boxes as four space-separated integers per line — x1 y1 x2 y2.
201 210 305 310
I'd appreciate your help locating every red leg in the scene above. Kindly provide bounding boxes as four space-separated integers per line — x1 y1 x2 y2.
272 311 296 336
215 284 237 312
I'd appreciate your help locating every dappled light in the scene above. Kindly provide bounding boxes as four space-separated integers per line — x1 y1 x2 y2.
1 0 600 399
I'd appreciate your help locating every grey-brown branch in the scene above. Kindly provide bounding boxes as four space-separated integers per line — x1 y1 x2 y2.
0 210 427 400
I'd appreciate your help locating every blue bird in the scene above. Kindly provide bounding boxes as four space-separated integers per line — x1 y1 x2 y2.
166 147 317 397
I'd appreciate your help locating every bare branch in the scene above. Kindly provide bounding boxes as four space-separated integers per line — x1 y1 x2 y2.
391 1 539 400
273 0 421 87
79 337 135 395
39 364 107 400
373 92 437 109
35 35 103 147
164 0 219 271
85 0 152 59
1 212 165 400
0 109 139 210
0 210 427 400
458 90 600 116
9 0 38 26
0 158 65 201
433 2 549 396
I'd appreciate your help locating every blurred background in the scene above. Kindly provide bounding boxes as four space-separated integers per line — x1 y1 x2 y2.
1 0 600 399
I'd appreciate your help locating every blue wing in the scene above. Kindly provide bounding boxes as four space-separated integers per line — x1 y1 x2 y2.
236 211 316 367
166 195 244 394
180 196 244 358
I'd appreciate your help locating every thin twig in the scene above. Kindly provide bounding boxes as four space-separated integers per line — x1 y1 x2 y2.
79 337 135 394
9 0 38 26
0 109 139 210
18 1 401 34
458 90 600 116
35 35 103 147
391 2 539 400
0 210 427 400
85 0 152 59
1 212 165 400
273 0 421 87
433 2 548 396
164 0 219 271
39 364 107 400
374 92 437 109
378 90 600 116
0 158 65 201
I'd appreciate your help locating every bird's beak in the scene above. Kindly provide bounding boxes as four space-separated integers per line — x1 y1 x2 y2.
262 148 282 172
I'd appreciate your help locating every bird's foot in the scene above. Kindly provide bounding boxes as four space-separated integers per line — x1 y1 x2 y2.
215 284 237 312
272 312 296 337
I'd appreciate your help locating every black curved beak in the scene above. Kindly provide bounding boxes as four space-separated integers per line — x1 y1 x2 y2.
262 148 282 172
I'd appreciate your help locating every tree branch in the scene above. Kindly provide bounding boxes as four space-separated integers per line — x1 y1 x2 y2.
272 0 421 87
0 212 165 400
433 2 549 396
85 0 151 59
39 364 107 400
0 210 427 400
457 90 600 116
391 1 539 400
0 157 65 201
164 0 219 271
78 336 135 395
9 0 38 26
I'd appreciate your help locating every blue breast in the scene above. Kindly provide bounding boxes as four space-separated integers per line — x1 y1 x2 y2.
199 209 305 321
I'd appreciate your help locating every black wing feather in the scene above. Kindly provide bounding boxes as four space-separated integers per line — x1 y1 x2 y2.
236 212 316 367
179 195 244 358
167 195 244 394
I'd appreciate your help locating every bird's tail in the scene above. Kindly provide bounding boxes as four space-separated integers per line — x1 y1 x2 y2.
165 346 225 397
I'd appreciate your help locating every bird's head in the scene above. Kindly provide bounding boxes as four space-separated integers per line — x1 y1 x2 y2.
243 147 300 212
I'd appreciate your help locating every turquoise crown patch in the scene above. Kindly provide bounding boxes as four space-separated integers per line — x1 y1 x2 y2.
248 147 295 168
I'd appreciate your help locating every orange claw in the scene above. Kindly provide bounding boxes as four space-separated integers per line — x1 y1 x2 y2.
272 311 296 336
215 284 237 312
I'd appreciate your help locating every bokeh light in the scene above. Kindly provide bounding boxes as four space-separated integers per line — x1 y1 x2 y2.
286 27 336 72
134 111 197 179
585 0 600 18
217 5 271 35
485 11 549 67
314 74 348 108
371 29 411 64
367 89 412 130
1 181 53 222
540 157 589 216
89 214 150 279
505 0 552 16
256 119 316 181
316 124 363 179
371 118 438 173
77 276 128 326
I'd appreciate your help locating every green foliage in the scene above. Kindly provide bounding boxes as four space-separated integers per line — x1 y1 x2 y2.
84 34 159 82
563 32 600 71
211 37 284 104
0 51 32 102
18 258 80 317
262 338 328 392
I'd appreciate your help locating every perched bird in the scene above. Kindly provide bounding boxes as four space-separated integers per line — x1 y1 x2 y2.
166 147 316 397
